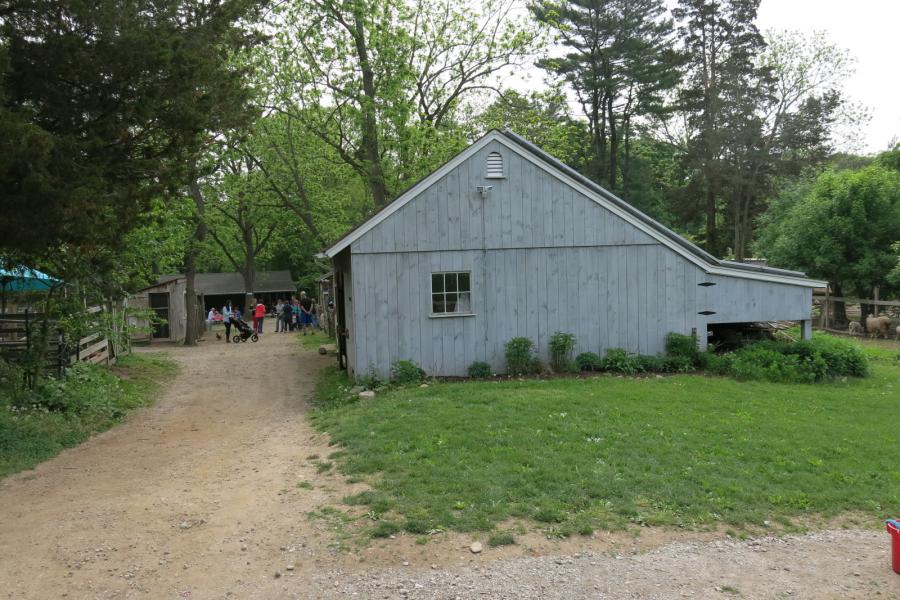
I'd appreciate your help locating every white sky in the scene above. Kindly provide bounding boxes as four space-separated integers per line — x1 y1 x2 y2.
755 0 900 153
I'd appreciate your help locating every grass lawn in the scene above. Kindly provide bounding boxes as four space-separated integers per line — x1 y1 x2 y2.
295 329 335 351
0 353 177 479
310 345 900 538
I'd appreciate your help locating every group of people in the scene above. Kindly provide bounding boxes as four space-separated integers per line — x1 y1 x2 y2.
273 293 318 334
208 291 318 342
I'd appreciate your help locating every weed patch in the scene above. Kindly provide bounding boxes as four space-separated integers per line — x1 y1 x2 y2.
0 353 176 479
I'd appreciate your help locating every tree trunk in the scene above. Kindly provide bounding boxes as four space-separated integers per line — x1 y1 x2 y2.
352 10 388 208
184 177 207 347
704 184 717 253
830 283 847 328
607 90 618 192
242 243 256 314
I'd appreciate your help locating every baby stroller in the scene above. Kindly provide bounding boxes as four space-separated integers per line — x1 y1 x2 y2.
230 316 259 343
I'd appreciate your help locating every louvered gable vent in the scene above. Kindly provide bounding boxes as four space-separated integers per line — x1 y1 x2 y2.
486 151 504 178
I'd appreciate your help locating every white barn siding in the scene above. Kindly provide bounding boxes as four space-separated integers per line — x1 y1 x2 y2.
349 245 708 377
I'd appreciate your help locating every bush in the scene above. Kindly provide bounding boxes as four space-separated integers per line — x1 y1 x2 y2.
505 337 535 376
37 362 126 417
575 352 602 372
600 348 641 375
467 361 493 378
548 332 576 371
0 359 26 405
358 365 384 390
700 334 868 383
665 332 699 366
391 360 426 385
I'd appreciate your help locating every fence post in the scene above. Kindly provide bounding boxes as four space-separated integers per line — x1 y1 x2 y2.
57 328 65 377
823 287 830 330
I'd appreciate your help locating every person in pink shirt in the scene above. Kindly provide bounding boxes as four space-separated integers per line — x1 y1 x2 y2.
254 300 266 334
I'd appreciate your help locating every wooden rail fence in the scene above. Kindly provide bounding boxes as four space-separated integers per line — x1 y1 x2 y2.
0 306 117 385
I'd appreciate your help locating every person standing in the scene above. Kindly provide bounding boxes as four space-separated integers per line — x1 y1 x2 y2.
254 300 266 333
310 299 319 330
298 291 313 335
206 307 216 332
281 298 293 333
249 297 258 332
222 301 233 342
274 299 284 332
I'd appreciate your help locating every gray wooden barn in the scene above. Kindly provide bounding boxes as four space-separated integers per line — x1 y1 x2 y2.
323 130 824 378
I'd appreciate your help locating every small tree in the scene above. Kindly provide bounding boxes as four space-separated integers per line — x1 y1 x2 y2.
756 158 900 326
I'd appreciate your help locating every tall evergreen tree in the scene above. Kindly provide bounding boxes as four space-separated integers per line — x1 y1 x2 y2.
0 0 263 261
671 0 768 255
531 0 679 192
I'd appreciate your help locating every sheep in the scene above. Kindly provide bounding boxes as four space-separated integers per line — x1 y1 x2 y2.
847 321 863 336
865 314 892 339
896 324 900 341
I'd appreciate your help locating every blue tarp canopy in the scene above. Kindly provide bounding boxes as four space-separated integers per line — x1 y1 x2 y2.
0 267 60 292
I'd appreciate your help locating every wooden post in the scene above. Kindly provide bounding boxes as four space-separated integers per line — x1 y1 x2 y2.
874 286 880 315
800 319 813 341
57 328 66 377
823 287 829 330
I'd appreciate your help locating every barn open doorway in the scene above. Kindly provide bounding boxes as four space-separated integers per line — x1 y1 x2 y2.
149 293 170 339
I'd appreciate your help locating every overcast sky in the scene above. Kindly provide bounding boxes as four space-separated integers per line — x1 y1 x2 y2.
755 0 900 153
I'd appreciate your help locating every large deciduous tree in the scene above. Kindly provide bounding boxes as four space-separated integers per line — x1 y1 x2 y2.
262 0 537 209
755 157 900 325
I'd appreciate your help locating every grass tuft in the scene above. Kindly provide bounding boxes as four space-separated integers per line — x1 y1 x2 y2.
487 531 516 547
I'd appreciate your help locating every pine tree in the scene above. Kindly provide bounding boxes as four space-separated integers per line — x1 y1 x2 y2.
531 0 679 192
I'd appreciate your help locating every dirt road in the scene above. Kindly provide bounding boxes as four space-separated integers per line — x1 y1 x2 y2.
1 332 897 599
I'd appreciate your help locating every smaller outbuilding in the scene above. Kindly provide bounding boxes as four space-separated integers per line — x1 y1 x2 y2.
130 271 296 342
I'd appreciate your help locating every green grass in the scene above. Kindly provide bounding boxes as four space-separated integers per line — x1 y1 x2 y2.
310 345 900 536
488 531 516 547
296 329 335 351
0 353 177 479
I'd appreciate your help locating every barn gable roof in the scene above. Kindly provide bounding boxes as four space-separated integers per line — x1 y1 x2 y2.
324 130 825 288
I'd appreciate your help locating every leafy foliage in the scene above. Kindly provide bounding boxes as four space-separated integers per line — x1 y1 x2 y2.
702 334 867 383
600 348 641 375
756 160 900 298
467 361 493 378
548 332 577 371
665 332 700 367
575 352 602 372
504 337 536 376
391 360 426 385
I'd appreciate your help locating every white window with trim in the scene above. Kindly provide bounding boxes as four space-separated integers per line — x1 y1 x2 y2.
431 271 472 315
486 151 504 178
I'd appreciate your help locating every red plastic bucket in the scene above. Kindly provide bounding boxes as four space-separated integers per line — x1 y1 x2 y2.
888 520 900 574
